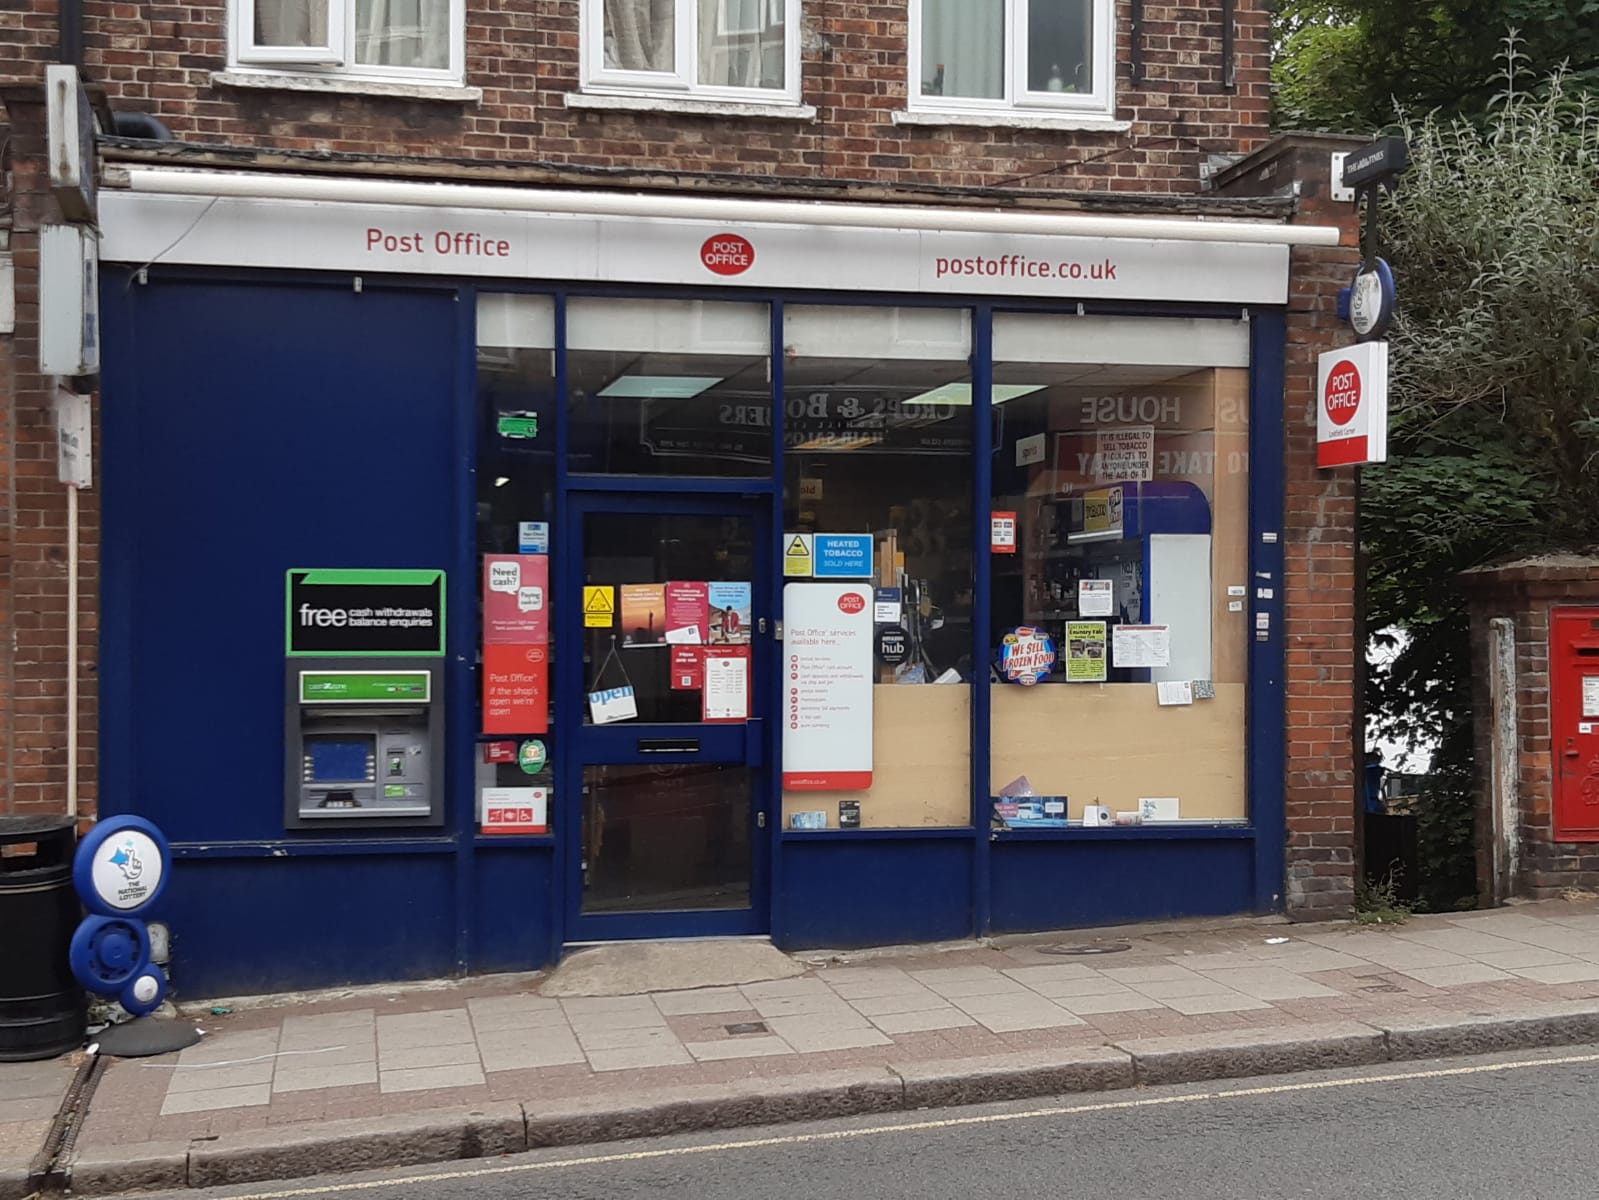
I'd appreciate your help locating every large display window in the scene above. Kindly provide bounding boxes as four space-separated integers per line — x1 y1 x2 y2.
474 293 558 835
780 306 975 829
988 314 1251 827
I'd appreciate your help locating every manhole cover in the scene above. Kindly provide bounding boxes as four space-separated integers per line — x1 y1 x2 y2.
725 1021 768 1035
1359 983 1405 993
1037 942 1132 956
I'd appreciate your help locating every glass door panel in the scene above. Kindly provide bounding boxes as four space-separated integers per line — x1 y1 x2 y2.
567 495 771 938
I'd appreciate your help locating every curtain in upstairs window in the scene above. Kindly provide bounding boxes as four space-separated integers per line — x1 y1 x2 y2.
356 0 451 69
920 0 1003 99
698 0 784 90
255 0 328 47
605 0 677 72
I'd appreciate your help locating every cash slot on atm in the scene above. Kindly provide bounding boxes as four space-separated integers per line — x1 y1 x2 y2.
284 662 445 829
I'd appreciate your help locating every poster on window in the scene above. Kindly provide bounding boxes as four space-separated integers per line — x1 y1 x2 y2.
482 555 548 645
782 583 873 790
671 645 703 691
708 582 752 644
1065 622 1108 683
703 646 751 722
620 584 667 648
1093 426 1155 483
482 644 548 734
480 786 548 835
665 581 709 644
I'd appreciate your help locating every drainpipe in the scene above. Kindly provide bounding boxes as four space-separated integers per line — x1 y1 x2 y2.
59 0 83 66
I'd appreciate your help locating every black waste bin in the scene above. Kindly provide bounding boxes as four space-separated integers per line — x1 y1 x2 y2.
0 816 86 1060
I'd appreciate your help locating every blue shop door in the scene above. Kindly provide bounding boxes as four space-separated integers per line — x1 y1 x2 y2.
564 493 772 940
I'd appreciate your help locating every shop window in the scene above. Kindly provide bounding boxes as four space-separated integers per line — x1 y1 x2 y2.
474 294 558 836
231 0 464 83
568 298 772 477
911 0 1115 118
582 0 801 102
781 305 975 830
988 313 1250 828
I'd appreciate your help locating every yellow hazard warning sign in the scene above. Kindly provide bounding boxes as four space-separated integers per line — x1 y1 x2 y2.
783 532 814 578
583 585 615 627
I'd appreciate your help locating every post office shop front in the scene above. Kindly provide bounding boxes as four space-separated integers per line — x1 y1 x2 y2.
96 177 1325 994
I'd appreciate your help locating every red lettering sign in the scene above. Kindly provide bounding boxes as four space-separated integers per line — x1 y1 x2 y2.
482 644 548 735
838 592 866 615
1324 360 1361 427
701 233 755 276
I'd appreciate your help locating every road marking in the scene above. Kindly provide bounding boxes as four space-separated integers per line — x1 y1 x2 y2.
211 1050 1599 1200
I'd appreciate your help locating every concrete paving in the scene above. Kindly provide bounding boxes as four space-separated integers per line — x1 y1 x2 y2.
17 899 1599 1193
0 1052 80 1200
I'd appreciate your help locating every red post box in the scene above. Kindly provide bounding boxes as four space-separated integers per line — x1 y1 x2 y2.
1553 608 1599 840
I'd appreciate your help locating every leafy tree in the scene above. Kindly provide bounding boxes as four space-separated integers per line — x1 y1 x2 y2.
1362 60 1599 908
1273 0 1599 129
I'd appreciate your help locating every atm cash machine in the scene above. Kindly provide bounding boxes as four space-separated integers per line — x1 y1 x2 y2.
284 663 444 828
283 568 447 830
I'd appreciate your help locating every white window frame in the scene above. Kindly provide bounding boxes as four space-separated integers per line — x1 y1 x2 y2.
908 0 1115 119
581 0 803 105
230 0 466 85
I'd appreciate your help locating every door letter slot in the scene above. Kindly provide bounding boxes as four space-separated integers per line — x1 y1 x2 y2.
638 738 700 754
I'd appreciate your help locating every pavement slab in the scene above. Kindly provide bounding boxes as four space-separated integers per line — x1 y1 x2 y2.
24 898 1599 1195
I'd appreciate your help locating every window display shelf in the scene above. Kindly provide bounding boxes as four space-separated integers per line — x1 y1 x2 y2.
991 823 1253 842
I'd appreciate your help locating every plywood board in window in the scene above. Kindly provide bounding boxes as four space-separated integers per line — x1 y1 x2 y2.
783 684 971 829
990 683 1246 820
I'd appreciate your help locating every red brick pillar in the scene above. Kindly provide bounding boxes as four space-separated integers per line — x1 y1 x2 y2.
1463 557 1599 899
0 83 101 823
1216 134 1364 918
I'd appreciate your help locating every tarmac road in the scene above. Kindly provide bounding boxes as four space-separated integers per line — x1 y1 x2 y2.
132 1045 1599 1200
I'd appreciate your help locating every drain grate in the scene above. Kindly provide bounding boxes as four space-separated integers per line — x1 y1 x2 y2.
1036 942 1132 956
725 1021 768 1035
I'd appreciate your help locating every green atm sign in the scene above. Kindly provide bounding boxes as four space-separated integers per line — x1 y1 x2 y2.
286 569 446 657
298 671 432 703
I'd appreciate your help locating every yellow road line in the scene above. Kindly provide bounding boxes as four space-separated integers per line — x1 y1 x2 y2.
211 1050 1599 1200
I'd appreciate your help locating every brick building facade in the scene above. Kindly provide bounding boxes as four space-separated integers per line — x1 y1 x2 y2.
1464 557 1599 901
1 0 1362 993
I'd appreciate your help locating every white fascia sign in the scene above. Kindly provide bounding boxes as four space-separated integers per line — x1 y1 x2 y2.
100 193 1295 306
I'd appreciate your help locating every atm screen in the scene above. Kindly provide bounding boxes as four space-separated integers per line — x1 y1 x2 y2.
308 740 372 783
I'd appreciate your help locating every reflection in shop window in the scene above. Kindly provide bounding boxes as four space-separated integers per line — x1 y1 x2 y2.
781 305 974 830
475 294 558 833
568 298 772 478
988 313 1250 827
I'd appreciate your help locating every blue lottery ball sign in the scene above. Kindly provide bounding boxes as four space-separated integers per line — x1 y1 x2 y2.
75 815 170 917
71 817 173 1017
1346 257 1397 342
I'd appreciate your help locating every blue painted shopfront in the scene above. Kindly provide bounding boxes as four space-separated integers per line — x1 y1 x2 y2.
97 268 1286 997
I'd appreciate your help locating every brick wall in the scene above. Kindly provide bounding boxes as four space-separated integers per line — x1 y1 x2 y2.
1216 135 1365 919
0 86 102 822
1465 559 1599 899
6 1 1270 192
